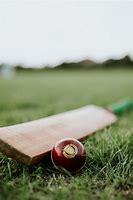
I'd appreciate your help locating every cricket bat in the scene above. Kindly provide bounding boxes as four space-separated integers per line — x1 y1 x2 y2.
0 99 132 165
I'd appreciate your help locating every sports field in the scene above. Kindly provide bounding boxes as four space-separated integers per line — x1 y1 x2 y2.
0 69 132 200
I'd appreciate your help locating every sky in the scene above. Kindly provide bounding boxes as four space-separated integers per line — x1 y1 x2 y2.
0 0 133 67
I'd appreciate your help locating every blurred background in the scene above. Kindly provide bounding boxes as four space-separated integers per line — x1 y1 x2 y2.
0 0 133 126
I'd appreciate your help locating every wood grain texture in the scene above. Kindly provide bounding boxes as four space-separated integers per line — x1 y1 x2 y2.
0 105 117 165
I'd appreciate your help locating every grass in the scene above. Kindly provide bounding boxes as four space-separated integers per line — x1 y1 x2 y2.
0 69 133 200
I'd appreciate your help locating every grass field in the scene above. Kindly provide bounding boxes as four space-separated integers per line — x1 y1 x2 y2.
0 69 133 200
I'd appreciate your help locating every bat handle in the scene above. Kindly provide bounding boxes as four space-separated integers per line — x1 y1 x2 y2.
109 99 133 115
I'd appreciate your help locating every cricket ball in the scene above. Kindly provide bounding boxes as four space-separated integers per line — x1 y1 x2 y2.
51 138 86 173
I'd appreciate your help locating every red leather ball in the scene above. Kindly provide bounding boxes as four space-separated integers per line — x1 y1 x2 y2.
51 138 86 173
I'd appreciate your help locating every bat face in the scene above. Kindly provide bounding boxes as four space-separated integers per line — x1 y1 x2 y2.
0 105 117 165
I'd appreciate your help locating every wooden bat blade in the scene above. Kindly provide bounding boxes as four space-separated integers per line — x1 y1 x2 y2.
0 105 117 165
